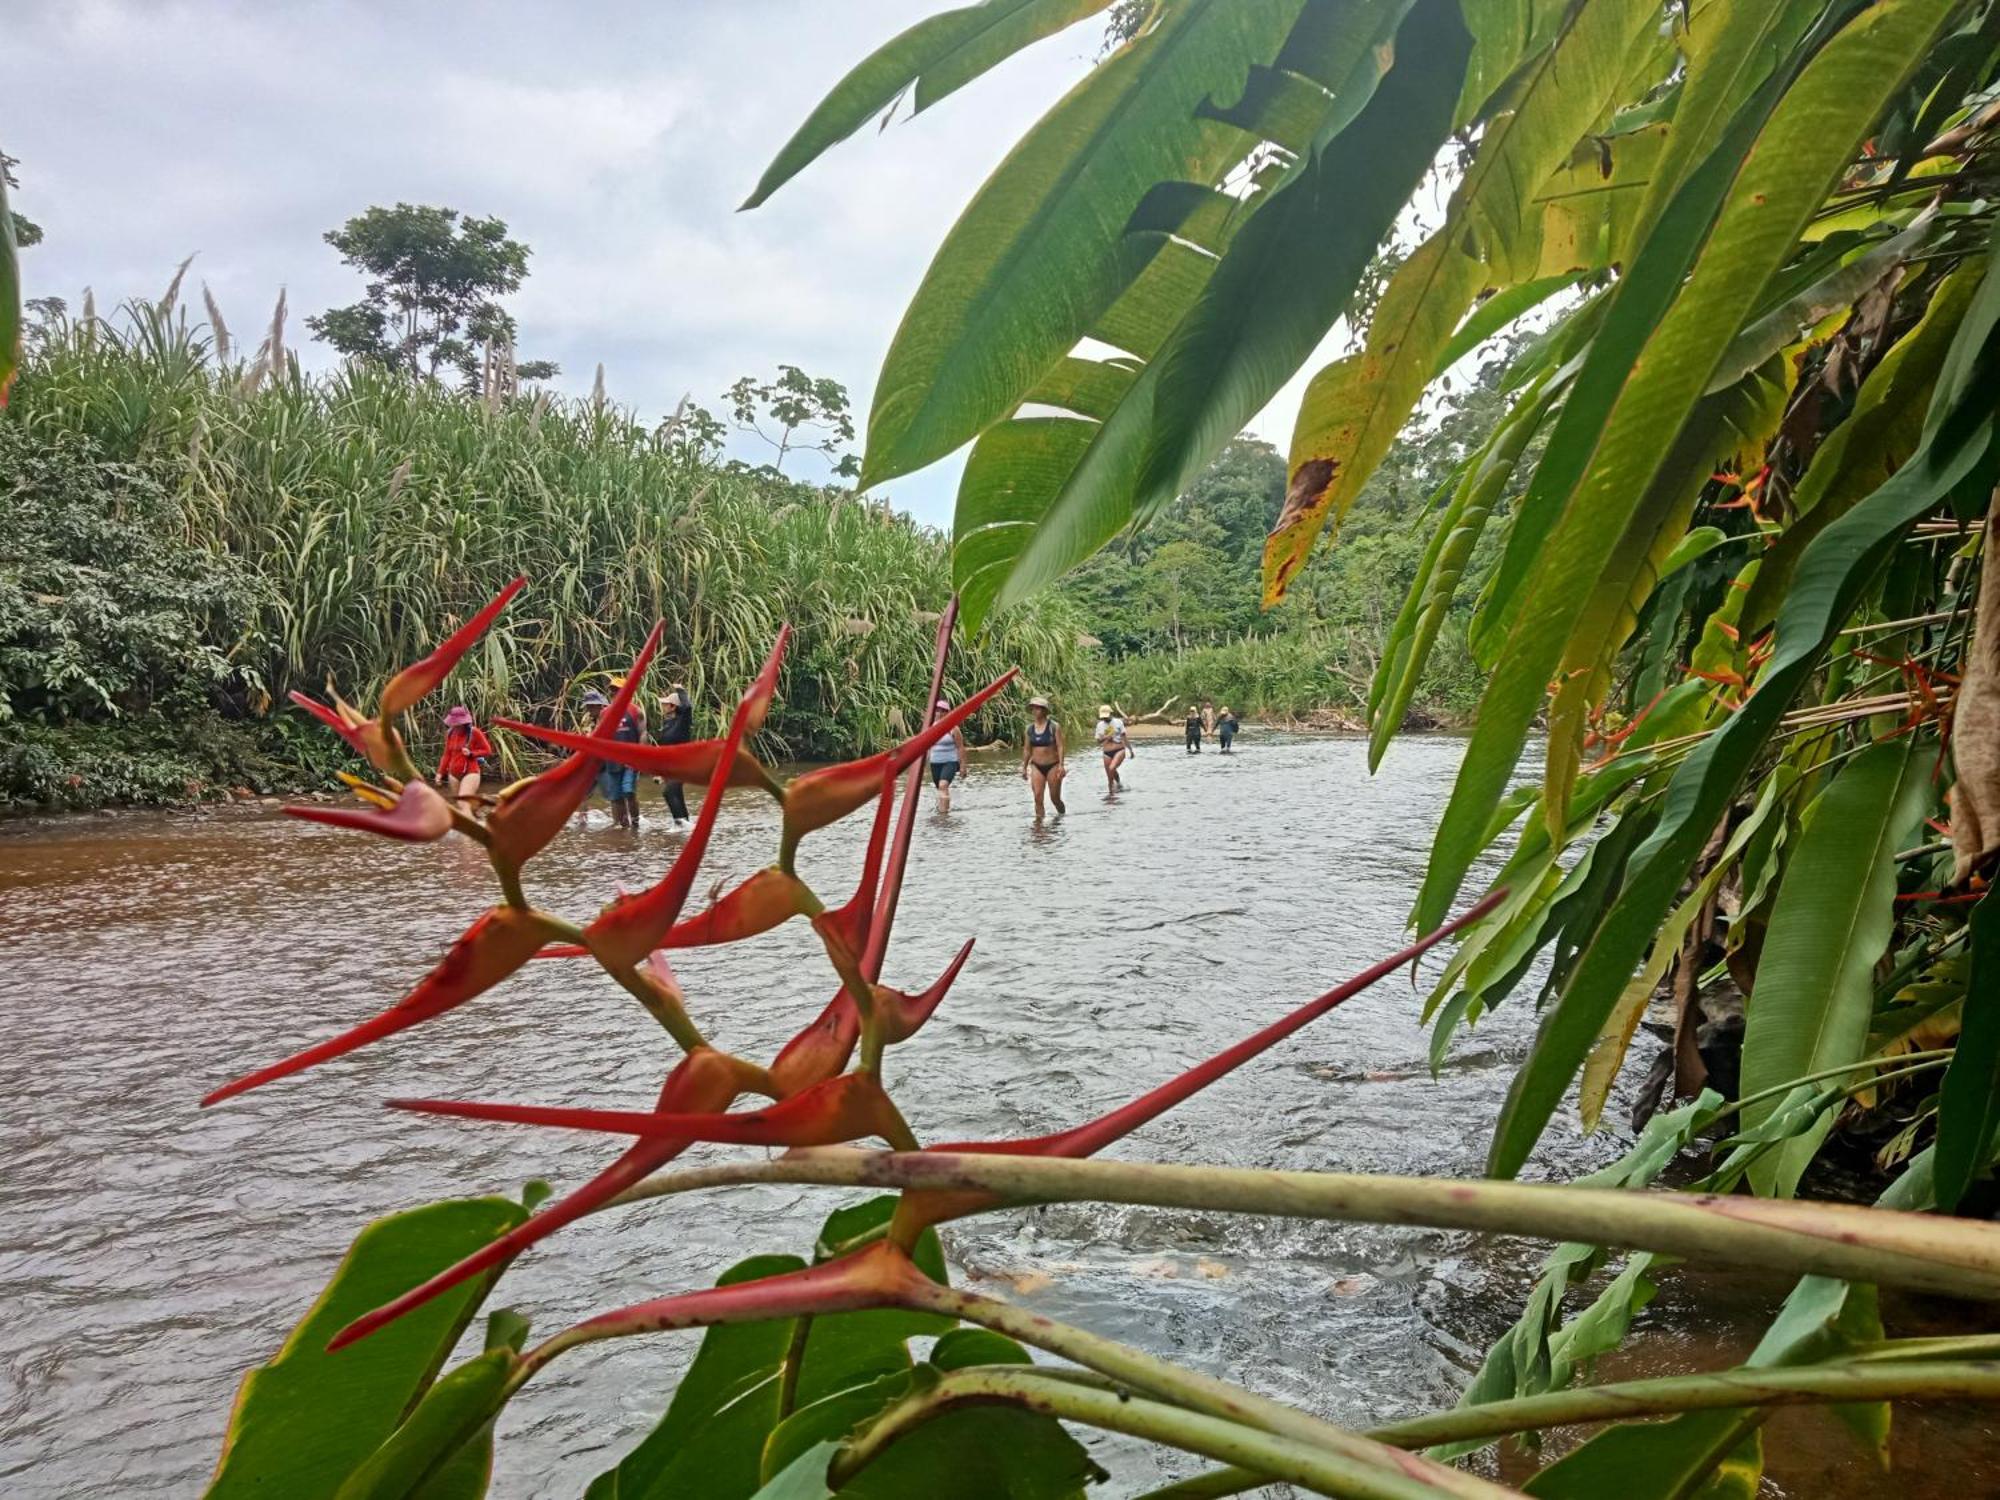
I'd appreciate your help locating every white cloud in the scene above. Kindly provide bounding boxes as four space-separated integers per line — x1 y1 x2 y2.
6 0 1338 525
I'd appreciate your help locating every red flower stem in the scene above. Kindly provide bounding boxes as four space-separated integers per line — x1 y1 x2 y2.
867 596 956 983
924 887 1508 1162
849 598 957 1072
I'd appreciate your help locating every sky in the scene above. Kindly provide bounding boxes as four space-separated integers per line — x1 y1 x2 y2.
10 0 1332 527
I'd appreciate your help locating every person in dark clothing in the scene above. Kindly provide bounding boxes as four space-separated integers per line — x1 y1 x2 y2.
656 685 694 829
1218 705 1239 753
1184 703 1203 754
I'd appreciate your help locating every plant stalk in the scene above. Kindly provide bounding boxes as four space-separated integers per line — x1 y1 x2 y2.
833 1367 1517 1500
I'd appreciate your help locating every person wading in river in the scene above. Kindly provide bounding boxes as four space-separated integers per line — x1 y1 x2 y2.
1021 696 1066 819
927 697 969 813
1094 703 1129 792
655 684 694 832
580 685 645 829
435 705 493 814
1184 702 1204 754
1218 705 1239 754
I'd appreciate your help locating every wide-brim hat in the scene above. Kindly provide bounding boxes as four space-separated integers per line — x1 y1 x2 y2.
1097 703 1112 717
444 705 474 727
580 689 609 707
1028 696 1050 710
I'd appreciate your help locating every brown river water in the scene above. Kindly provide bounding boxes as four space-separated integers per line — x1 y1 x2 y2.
2 733 1995 1495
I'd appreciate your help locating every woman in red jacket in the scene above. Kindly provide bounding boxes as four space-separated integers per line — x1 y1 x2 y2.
436 705 494 812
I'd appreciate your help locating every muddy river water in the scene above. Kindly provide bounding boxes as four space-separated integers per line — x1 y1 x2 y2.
2 733 1994 1495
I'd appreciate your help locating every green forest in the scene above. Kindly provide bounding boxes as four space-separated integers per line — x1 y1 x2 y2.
0 226 1492 810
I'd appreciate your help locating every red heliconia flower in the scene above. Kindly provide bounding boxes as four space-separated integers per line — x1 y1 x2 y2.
547 1238 935 1346
202 905 563 1106
328 1044 755 1351
289 690 404 774
873 938 974 1047
486 621 664 870
664 867 814 949
583 629 788 972
892 890 1509 1233
379 577 526 720
389 1068 908 1149
493 724 770 792
781 670 1017 841
285 778 455 843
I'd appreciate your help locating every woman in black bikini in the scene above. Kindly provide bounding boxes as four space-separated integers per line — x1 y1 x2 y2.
1020 696 1066 819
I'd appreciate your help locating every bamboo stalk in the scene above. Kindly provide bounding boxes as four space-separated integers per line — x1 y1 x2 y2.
832 1367 1518 1500
614 1148 2000 1301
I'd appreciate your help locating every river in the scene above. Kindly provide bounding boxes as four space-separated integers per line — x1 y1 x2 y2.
2 733 1992 1495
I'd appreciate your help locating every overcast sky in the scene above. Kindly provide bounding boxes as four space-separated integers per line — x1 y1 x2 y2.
11 1 1325 525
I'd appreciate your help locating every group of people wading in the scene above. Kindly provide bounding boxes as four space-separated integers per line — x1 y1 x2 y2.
1181 699 1240 755
428 682 1242 832
430 680 697 832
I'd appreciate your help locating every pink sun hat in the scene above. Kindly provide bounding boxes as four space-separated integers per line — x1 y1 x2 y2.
444 705 474 727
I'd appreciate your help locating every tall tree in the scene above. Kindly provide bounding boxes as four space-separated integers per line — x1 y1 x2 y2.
724 365 859 477
2 154 43 248
306 204 556 388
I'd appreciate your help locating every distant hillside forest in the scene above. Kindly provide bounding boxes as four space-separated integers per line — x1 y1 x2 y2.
1062 348 1520 726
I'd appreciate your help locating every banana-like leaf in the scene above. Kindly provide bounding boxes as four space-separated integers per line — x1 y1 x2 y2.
1740 738 1939 1197
1265 0 1668 606
331 1309 532 1500
953 0 1457 628
205 1197 528 1500
742 0 1117 210
1742 263 1980 634
1577 770 1790 1130
1432 271 1584 377
1542 358 1787 828
1416 0 1960 934
1935 894 2000 1210
1483 228 2000 1179
1623 0 1832 249
862 0 1309 487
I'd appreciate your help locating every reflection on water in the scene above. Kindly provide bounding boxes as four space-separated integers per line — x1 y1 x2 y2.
0 734 1992 1495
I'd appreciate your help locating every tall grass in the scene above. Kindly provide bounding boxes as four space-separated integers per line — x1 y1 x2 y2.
10 297 1090 759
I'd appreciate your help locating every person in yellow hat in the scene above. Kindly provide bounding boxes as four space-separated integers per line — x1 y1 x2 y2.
1020 696 1066 819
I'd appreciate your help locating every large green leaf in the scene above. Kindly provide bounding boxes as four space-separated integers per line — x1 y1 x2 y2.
1264 0 1668 603
862 0 1309 486
586 1198 952 1500
953 0 1456 628
1931 893 2000 1210
1415 0 1961 935
333 1311 530 1500
583 1255 808 1500
1483 230 2000 1179
1623 0 1832 248
205 1196 529 1500
1741 261 1980 634
1740 737 1939 1196
743 1 1117 209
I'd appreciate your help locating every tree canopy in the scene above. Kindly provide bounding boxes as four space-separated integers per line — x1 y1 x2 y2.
306 203 556 388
